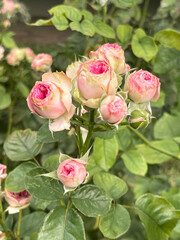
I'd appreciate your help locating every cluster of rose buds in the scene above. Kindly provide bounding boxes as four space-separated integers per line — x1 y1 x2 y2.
0 164 31 214
5 47 53 71
0 0 20 18
27 43 160 132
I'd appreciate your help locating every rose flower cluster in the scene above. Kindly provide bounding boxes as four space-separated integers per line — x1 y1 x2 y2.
27 43 160 190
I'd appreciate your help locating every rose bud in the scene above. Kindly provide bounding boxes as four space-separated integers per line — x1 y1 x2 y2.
75 59 118 108
23 48 35 63
100 95 127 124
124 70 160 103
6 53 20 66
27 72 75 131
1 0 16 13
57 159 88 188
31 53 52 72
3 19 11 28
10 48 25 61
89 43 127 74
0 164 7 180
0 46 4 61
129 110 151 129
5 189 31 208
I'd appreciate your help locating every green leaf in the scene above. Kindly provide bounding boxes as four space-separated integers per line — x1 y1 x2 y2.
2 32 17 48
154 29 180 51
151 91 165 108
17 82 29 98
135 193 180 240
99 204 131 239
110 0 133 8
5 162 36 192
116 126 132 151
37 122 67 143
25 168 64 201
93 21 115 39
72 185 112 217
27 19 52 26
93 136 119 171
49 5 82 22
117 24 133 43
52 13 69 31
153 47 180 74
4 129 43 161
131 28 158 61
43 155 59 171
70 20 95 36
93 172 128 199
0 92 11 110
122 150 147 176
38 206 86 240
81 10 93 21
154 113 180 139
137 139 179 164
14 212 46 238
162 187 180 210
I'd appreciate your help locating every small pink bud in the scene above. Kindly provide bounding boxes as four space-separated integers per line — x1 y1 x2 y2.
124 70 160 103
31 53 52 72
57 159 87 188
100 95 127 124
0 46 4 61
5 189 31 208
24 48 35 63
0 164 7 180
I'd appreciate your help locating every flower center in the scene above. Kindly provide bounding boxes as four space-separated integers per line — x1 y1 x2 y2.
34 84 51 100
143 73 151 81
90 61 109 74
62 164 75 177
108 100 121 115
11 190 30 199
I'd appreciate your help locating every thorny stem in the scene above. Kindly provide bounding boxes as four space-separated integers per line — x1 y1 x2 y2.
127 125 180 160
139 0 150 28
17 209 22 240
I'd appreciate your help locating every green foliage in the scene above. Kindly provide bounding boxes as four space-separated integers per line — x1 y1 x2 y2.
117 24 133 43
4 129 43 161
99 204 131 239
93 172 128 199
131 29 158 61
72 185 112 217
136 193 180 240
38 206 86 240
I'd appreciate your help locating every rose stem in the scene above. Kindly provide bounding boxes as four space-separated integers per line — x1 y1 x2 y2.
17 209 22 240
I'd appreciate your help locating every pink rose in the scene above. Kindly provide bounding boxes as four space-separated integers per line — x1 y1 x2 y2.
89 43 127 74
57 159 87 188
27 72 75 131
124 70 160 103
0 46 4 61
24 48 35 63
75 59 118 108
31 53 52 72
5 189 31 207
1 0 16 13
3 19 11 28
6 53 20 66
0 164 7 180
100 95 127 124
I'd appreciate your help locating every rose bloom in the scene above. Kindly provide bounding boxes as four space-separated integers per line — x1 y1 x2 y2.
124 70 160 103
27 72 75 131
6 53 20 66
3 19 11 28
5 189 31 207
0 46 4 61
89 43 128 74
76 59 118 108
57 159 87 188
0 164 7 180
23 48 35 63
1 0 16 13
0 231 6 240
31 53 52 72
100 95 127 124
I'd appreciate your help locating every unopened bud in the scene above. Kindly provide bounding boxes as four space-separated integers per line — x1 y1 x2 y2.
129 110 151 129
